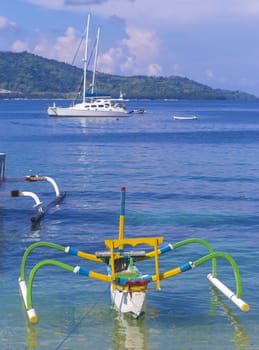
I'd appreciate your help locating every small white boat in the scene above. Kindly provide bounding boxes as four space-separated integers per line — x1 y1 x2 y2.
173 115 198 120
48 15 128 118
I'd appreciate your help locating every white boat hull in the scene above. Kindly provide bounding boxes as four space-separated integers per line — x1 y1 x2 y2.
48 106 128 118
111 288 147 318
173 115 197 120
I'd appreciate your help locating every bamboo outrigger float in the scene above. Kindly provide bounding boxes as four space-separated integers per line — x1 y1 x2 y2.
19 187 249 324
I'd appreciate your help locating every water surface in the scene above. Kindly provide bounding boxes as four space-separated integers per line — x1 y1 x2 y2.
0 99 259 349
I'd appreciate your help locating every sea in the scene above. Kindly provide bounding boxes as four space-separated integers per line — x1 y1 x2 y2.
0 99 259 349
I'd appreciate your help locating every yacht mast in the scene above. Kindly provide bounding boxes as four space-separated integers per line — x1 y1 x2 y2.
83 14 90 103
91 26 100 95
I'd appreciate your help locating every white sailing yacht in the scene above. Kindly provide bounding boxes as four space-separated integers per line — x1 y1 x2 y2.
48 15 128 118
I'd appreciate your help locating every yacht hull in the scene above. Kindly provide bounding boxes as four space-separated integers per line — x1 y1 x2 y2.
48 106 128 118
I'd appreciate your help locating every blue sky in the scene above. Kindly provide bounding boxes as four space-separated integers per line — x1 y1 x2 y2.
1 0 259 96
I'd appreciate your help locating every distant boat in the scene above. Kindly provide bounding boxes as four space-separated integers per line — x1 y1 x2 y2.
48 15 128 118
128 109 146 114
172 115 198 120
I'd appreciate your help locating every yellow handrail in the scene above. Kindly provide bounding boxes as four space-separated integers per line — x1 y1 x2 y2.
105 237 164 290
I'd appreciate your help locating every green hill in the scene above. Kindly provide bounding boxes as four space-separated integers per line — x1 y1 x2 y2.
0 51 257 100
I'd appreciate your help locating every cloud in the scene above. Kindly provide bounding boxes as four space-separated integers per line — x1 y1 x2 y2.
23 0 64 9
233 0 259 16
206 69 214 79
11 40 29 52
146 63 162 76
98 25 161 76
34 26 83 63
121 26 159 62
65 0 108 4
12 0 259 94
10 25 84 65
23 0 259 24
120 26 161 75
97 47 123 73
0 16 17 31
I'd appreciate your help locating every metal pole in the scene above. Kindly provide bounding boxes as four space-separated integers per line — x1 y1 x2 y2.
118 187 126 242
0 153 6 182
83 14 90 103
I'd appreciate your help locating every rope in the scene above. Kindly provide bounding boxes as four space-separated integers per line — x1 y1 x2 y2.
55 300 98 350
55 284 110 350
58 31 85 97
72 34 97 105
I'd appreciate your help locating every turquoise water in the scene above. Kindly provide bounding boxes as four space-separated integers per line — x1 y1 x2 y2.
0 99 259 349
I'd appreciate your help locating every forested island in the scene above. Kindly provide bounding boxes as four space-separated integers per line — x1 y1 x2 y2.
0 51 257 100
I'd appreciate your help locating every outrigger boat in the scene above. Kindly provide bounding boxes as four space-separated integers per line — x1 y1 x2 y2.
0 153 65 223
19 187 249 324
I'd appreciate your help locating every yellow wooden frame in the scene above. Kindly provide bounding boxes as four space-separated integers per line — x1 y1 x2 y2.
105 237 164 290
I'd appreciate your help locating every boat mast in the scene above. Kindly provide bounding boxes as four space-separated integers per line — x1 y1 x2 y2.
83 14 90 104
91 26 100 95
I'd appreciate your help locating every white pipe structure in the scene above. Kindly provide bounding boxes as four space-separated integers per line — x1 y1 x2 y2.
207 273 250 312
18 278 38 324
21 191 43 212
44 176 61 197
25 175 61 198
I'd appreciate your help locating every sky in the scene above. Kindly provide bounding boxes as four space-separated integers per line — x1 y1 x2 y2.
1 0 259 96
